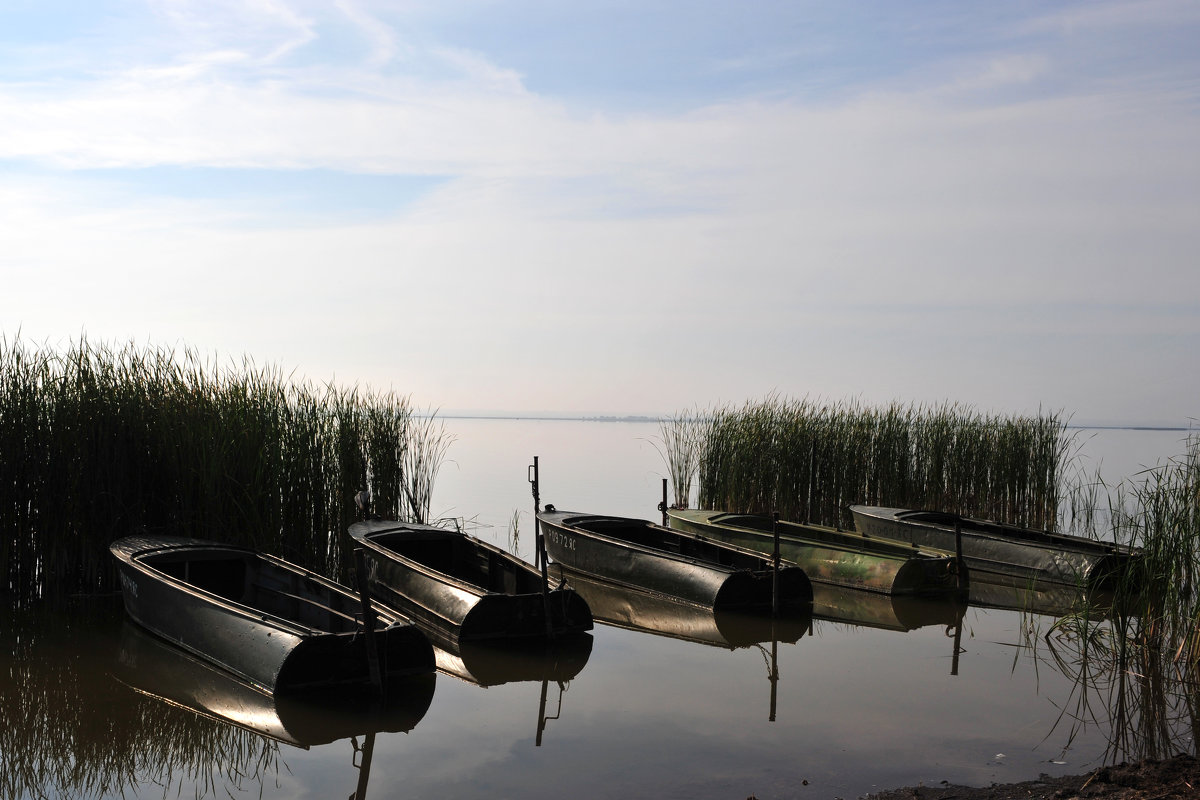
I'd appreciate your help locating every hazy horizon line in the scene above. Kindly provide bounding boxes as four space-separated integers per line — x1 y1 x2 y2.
427 411 1195 432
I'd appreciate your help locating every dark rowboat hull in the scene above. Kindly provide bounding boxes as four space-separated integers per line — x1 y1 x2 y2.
536 508 813 611
667 509 964 596
110 535 435 694
348 519 593 642
849 506 1139 587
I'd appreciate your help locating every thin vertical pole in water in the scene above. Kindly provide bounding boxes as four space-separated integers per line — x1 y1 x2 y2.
806 444 815 524
951 619 963 676
350 731 376 800
529 456 553 639
536 677 550 746
354 547 384 699
661 478 669 526
954 518 965 592
772 511 781 617
950 519 966 676
769 632 779 722
529 457 543 565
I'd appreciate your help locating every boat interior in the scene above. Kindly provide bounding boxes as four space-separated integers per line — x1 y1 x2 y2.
142 549 368 633
895 509 1124 552
714 513 850 543
709 513 927 558
370 529 543 594
568 516 769 570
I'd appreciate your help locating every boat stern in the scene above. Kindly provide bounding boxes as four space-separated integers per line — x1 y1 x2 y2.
275 623 435 693
458 588 593 641
893 555 969 597
711 566 813 611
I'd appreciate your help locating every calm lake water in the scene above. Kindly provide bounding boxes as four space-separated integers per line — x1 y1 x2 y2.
3 418 1195 800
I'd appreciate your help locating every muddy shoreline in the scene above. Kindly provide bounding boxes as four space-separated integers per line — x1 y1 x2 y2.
858 755 1199 800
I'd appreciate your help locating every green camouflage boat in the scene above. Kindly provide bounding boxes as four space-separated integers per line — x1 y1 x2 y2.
666 509 965 597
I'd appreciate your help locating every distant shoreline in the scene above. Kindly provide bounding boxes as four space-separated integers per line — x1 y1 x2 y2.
429 414 1192 431
1066 424 1191 431
430 414 661 423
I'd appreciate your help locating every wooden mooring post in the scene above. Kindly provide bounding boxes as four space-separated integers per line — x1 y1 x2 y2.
353 547 384 699
772 511 781 617
529 456 554 638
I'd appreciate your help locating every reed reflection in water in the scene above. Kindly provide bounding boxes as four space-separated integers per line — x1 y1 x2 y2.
1023 604 1200 767
0 599 284 800
0 597 442 800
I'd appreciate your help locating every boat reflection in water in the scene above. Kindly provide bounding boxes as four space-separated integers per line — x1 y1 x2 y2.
967 574 1116 619
115 622 436 798
808 577 1112 680
426 624 594 745
430 629 593 688
116 622 436 747
812 583 965 634
553 565 812 721
555 566 812 649
811 582 969 675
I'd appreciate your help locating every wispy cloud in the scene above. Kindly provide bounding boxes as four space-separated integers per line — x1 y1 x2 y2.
1 1 1198 420
334 0 403 68
145 0 317 64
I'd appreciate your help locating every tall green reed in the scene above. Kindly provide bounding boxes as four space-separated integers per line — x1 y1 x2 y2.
0 335 450 605
401 411 456 526
1028 432 1200 761
679 396 1064 530
1106 434 1200 659
654 411 702 510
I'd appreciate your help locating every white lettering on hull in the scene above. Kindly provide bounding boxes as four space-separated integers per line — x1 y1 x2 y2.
546 528 576 551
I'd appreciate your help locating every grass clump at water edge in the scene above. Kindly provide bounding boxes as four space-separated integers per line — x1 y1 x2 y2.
0 335 453 605
1004 431 1200 763
661 396 1066 531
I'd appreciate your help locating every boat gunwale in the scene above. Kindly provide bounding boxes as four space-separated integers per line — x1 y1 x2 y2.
542 511 779 576
112 537 376 638
850 505 1138 556
349 520 550 600
667 509 966 596
545 557 735 610
671 509 954 562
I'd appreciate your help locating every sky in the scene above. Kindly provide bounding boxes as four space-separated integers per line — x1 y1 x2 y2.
1 0 1198 425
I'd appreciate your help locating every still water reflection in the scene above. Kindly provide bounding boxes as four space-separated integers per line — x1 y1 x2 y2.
1 419 1194 799
115 621 436 748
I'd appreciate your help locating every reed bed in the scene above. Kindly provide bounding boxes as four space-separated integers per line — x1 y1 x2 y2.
675 396 1065 530
0 336 451 605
